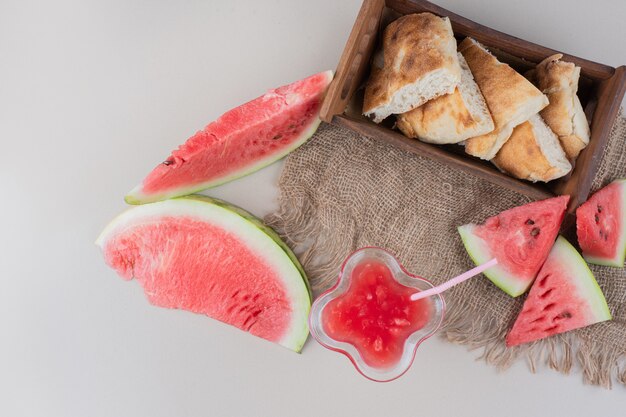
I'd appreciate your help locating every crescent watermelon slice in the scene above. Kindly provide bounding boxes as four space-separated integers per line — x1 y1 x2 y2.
126 71 333 204
576 179 626 267
506 236 611 347
96 195 311 352
458 196 569 297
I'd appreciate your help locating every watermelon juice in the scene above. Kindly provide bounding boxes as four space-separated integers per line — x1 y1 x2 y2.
322 261 432 368
309 247 445 382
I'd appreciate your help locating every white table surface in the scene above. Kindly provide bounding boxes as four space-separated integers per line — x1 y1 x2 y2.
2 0 625 415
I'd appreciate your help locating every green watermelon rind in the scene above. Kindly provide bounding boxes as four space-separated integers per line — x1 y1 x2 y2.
96 196 312 352
124 71 334 205
457 224 531 297
551 236 612 322
581 179 626 268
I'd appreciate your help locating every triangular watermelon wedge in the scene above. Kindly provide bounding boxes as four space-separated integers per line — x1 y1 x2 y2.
576 179 626 267
126 71 333 204
506 236 611 347
458 196 569 297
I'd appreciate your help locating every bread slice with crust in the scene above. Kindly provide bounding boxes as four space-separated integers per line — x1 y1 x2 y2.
363 13 461 123
396 53 494 143
459 38 549 160
492 114 571 182
527 54 590 161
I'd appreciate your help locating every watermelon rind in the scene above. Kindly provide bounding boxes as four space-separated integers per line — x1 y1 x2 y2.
458 224 530 297
124 70 334 205
96 196 311 352
551 237 612 322
581 179 626 268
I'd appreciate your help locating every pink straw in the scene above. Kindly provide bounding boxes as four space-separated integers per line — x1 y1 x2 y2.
410 258 498 301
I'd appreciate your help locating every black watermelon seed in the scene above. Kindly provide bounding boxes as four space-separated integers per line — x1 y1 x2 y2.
162 159 174 166
597 205 603 213
531 227 540 236
595 214 600 223
559 311 572 319
526 219 535 225
538 274 550 287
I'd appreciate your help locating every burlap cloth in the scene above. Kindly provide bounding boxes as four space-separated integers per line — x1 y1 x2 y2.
266 114 626 388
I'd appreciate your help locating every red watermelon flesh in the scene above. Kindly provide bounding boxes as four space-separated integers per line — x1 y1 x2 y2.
96 196 311 352
576 179 626 267
126 70 333 204
506 236 611 347
458 196 569 297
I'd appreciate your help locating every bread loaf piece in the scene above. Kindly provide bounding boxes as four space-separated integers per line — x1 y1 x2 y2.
396 53 494 144
363 13 461 123
492 114 572 182
459 38 549 160
527 54 590 161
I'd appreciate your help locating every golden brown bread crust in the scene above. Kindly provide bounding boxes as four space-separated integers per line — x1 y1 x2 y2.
383 13 448 81
492 121 561 182
459 38 546 128
533 54 577 93
540 89 573 135
558 133 587 160
396 52 494 143
529 54 589 160
364 65 388 114
396 87 474 139
464 126 508 158
363 13 460 118
459 38 548 159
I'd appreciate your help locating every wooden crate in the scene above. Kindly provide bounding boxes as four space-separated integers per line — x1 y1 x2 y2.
320 0 626 214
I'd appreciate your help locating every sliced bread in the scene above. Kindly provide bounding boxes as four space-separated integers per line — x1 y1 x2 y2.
459 38 549 160
492 114 572 182
363 13 461 123
396 53 494 144
527 54 590 161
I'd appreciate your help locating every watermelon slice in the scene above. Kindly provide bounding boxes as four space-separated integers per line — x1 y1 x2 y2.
125 71 333 204
458 196 569 297
96 195 312 352
506 236 611 346
576 179 626 267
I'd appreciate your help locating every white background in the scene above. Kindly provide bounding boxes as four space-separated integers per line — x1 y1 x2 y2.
2 0 625 415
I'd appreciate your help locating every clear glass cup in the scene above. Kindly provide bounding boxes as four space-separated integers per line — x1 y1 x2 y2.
309 247 446 382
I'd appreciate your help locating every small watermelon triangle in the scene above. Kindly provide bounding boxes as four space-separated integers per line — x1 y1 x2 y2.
506 236 611 347
458 195 569 297
576 179 626 267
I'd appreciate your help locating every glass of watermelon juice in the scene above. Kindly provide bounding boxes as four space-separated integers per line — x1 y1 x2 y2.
309 247 445 382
